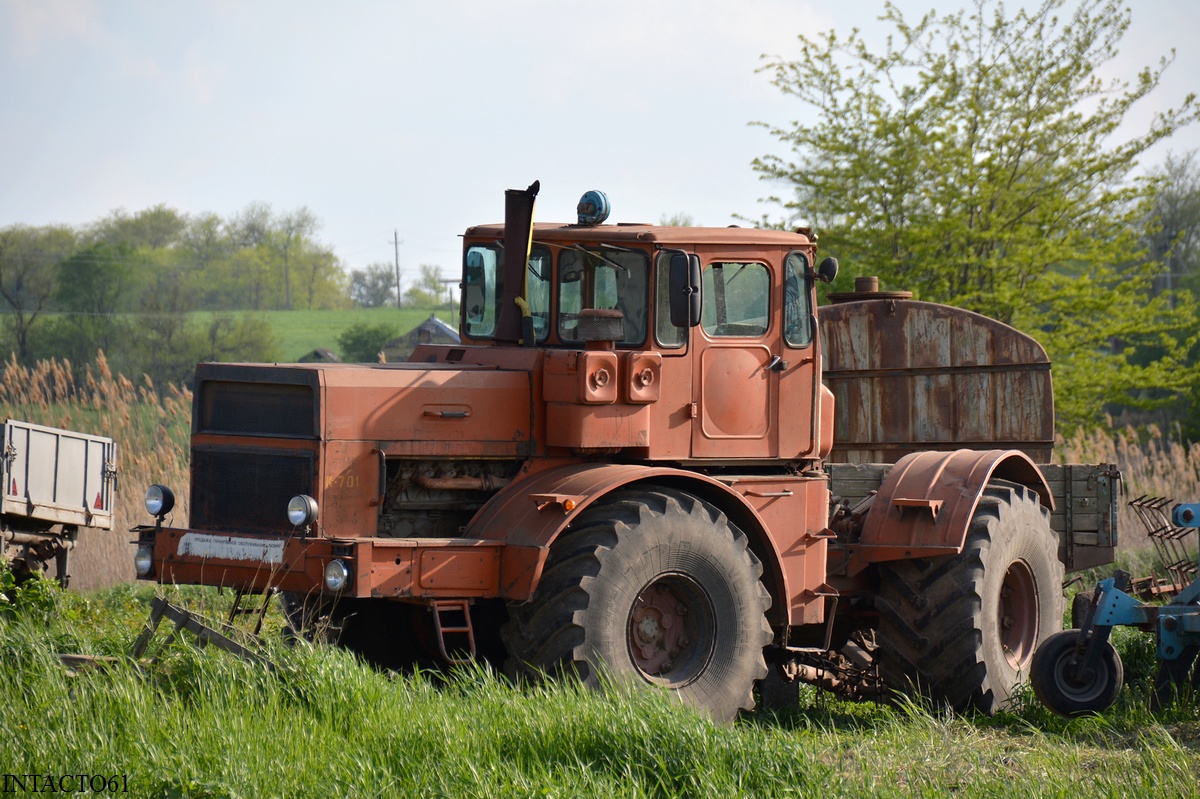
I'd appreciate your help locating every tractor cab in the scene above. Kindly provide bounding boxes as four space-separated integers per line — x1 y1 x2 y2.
451 187 837 464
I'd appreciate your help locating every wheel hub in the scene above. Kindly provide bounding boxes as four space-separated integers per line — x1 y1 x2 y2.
1000 559 1039 669
630 583 687 673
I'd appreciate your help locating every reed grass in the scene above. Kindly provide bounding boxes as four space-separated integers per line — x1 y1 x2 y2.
1057 424 1200 553
0 353 191 590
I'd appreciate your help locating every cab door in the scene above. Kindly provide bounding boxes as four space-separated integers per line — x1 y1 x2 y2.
690 251 818 460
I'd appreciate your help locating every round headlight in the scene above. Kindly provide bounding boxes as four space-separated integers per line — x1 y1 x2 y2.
324 559 351 592
134 543 155 578
144 484 175 517
287 494 319 527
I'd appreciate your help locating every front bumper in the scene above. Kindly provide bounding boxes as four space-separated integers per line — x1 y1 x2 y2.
133 525 538 601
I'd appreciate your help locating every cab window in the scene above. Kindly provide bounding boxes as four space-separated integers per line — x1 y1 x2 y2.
462 244 551 341
654 252 686 349
701 262 769 337
784 251 814 347
557 247 649 346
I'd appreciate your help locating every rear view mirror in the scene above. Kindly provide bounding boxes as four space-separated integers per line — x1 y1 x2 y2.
669 252 702 328
817 257 839 284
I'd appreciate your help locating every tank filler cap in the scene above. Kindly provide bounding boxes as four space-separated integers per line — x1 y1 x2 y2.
577 190 611 226
828 276 914 304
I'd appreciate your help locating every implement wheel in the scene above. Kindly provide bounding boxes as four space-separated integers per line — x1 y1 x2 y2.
502 487 773 722
875 481 1064 713
1031 629 1123 716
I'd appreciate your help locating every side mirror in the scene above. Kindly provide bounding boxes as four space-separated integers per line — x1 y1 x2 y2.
817 257 839 284
669 252 702 328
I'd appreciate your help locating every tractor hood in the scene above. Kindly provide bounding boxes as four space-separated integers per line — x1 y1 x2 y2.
193 361 532 458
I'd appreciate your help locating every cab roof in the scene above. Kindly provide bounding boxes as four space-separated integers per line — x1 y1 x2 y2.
463 222 814 248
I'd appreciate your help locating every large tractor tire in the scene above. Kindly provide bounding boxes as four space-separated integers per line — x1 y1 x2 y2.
501 487 773 722
875 480 1064 714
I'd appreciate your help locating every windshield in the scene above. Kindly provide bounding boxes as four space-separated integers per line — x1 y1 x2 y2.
557 247 649 346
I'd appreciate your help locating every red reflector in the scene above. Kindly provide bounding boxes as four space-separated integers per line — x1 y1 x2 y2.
95 492 104 510
9 479 15 495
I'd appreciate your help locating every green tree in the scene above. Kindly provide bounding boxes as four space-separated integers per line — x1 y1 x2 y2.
349 263 397 307
754 0 1200 429
1143 151 1200 298
46 242 144 368
337 322 401 363
0 224 76 363
403 264 448 309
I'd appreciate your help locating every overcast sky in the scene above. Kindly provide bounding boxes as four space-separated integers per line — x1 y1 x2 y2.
2 0 1198 285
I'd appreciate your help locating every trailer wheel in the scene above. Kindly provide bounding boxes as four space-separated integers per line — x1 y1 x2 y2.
502 487 773 722
875 480 1063 713
1030 629 1123 716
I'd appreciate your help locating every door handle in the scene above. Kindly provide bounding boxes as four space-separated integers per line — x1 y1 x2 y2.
765 355 789 372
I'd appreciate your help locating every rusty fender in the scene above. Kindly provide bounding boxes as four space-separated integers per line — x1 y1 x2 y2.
848 449 1053 572
466 462 797 620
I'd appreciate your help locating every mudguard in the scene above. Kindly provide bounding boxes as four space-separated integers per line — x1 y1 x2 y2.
467 462 792 615
852 449 1053 567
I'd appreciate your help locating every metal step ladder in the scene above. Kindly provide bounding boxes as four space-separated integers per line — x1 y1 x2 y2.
430 599 476 665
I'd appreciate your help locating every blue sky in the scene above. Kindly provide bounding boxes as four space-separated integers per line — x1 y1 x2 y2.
2 0 1197 286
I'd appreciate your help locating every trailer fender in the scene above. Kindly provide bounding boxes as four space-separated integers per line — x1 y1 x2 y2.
852 449 1053 567
467 463 790 616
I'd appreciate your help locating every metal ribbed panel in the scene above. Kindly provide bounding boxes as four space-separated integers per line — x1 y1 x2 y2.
189 448 313 534
198 381 315 438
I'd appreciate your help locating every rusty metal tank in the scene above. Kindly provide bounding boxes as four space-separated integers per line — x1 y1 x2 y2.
818 277 1054 464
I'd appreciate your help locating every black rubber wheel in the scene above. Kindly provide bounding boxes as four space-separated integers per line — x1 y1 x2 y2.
875 480 1064 713
1152 645 1199 711
502 487 773 722
1031 628 1123 716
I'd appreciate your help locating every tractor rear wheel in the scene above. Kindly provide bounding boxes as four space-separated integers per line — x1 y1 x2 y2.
502 487 773 722
875 480 1063 713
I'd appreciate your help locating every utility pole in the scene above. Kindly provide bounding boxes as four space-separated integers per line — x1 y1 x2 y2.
392 231 403 309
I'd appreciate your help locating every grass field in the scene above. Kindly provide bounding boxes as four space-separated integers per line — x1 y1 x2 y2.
0 580 1197 798
213 307 457 362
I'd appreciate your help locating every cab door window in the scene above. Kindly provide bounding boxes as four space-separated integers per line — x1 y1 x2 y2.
783 251 814 348
701 262 769 337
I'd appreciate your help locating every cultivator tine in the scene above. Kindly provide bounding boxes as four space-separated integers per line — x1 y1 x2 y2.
131 595 275 671
1128 496 1199 600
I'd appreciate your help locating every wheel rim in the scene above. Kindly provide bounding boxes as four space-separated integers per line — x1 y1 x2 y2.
999 559 1039 669
627 573 715 687
1052 647 1111 704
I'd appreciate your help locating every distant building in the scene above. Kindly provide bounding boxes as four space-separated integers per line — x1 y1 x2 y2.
381 314 460 362
297 347 341 363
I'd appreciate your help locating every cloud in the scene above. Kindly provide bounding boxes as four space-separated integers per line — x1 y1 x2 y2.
4 0 102 59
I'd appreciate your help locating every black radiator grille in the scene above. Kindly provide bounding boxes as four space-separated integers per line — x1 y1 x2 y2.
190 447 314 534
198 381 315 438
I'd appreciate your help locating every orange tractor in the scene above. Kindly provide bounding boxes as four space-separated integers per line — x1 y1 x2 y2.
133 184 1118 720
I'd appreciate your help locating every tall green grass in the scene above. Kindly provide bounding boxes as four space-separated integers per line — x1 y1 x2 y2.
1 582 1197 798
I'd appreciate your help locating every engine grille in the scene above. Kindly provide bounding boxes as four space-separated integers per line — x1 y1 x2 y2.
198 381 315 438
190 447 314 534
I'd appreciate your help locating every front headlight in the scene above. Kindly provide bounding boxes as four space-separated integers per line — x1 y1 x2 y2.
134 543 155 578
287 494 318 527
324 559 351 592
144 484 175 517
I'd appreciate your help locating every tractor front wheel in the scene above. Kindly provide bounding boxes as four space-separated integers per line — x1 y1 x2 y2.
502 487 773 722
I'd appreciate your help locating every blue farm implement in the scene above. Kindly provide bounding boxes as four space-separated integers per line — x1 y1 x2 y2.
1031 500 1200 716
